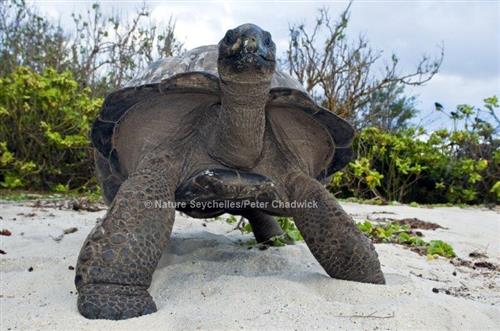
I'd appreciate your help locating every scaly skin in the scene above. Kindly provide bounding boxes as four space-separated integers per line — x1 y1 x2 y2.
75 152 179 319
285 172 385 284
239 209 284 243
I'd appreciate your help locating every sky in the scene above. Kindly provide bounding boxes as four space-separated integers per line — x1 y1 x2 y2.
30 0 500 129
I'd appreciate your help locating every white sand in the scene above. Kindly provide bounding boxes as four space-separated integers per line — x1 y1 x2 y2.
1 200 499 330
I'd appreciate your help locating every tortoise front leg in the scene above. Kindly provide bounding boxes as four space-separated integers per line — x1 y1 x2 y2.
75 154 179 320
285 173 385 284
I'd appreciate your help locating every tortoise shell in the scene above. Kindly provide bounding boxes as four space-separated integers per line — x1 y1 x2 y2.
91 45 354 203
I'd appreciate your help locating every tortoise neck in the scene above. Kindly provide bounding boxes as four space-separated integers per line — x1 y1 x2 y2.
209 79 270 169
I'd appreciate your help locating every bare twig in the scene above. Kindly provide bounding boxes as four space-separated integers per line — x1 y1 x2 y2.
285 3 442 123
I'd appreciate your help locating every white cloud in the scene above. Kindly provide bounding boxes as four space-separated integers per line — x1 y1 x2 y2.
151 4 237 49
415 73 499 109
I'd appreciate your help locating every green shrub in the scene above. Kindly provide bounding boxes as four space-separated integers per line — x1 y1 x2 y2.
0 66 102 190
427 240 456 258
332 97 499 204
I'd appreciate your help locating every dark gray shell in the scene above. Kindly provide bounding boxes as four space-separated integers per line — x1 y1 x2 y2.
124 45 305 91
92 45 354 202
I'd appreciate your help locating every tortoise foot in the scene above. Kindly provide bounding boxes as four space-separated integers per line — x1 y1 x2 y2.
77 284 157 320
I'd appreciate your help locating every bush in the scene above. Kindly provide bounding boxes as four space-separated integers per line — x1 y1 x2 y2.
0 67 102 191
331 97 499 204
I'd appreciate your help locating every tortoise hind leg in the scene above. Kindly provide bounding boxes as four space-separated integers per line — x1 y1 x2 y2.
94 150 122 205
75 153 179 320
239 210 284 243
284 172 385 284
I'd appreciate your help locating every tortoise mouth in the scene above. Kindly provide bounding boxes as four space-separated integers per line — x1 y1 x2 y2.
227 52 275 65
219 52 276 80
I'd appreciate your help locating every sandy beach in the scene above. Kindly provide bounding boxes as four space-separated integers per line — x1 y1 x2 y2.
1 200 499 330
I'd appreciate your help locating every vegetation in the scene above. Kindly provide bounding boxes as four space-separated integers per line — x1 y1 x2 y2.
356 220 456 258
0 0 182 191
0 67 101 191
228 215 456 259
0 0 183 97
357 83 419 132
330 97 499 204
0 1 497 205
226 216 303 247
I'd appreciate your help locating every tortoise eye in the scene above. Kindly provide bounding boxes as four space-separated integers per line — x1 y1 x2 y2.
224 30 236 44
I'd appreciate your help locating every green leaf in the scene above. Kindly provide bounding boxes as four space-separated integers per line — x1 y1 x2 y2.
427 240 456 258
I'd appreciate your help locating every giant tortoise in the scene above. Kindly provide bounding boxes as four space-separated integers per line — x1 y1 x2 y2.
75 23 385 320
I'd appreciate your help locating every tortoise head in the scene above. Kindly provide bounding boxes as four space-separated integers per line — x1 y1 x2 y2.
218 23 276 83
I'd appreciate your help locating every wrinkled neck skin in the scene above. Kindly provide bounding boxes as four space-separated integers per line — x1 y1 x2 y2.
209 78 271 170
